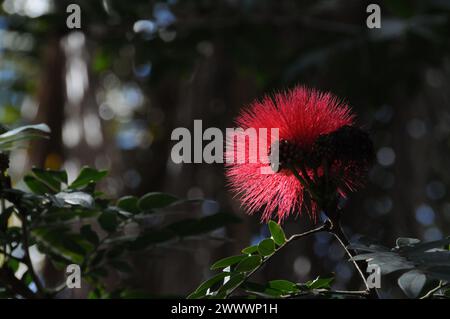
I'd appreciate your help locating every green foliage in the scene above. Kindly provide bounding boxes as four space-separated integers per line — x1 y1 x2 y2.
190 222 295 299
268 221 286 246
0 124 50 151
137 192 178 210
2 124 450 300
235 256 261 272
211 255 246 270
241 245 258 255
191 248 338 299
116 196 139 214
192 218 450 299
0 124 241 299
305 276 334 290
257 238 275 256
68 167 108 190
3 0 450 301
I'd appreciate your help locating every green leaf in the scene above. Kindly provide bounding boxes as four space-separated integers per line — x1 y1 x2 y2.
98 212 118 233
31 168 66 192
24 175 53 194
21 271 33 286
217 274 245 295
188 272 230 298
0 124 50 139
242 245 258 255
7 258 20 273
211 255 246 270
69 167 107 189
55 191 94 208
0 124 50 150
186 290 207 300
306 276 334 289
32 228 91 264
87 287 106 299
241 281 284 298
137 192 178 210
235 255 261 272
268 221 286 246
60 237 86 256
117 196 139 214
258 238 275 256
396 238 421 247
268 280 299 293
80 225 99 245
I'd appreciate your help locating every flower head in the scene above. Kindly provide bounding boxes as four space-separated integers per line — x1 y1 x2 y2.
225 86 373 222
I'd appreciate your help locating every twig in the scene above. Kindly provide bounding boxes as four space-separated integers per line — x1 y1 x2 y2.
288 160 377 298
20 215 46 298
285 289 370 299
420 281 449 299
287 224 328 241
326 289 370 296
225 223 328 298
328 224 370 291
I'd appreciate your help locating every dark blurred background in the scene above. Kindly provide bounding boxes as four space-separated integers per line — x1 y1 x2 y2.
1 0 450 298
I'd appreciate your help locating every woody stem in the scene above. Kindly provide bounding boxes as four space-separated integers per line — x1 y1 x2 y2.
326 217 369 290
322 198 379 298
289 163 378 298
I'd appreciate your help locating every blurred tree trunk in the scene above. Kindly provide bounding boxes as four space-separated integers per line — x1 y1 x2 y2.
31 36 65 168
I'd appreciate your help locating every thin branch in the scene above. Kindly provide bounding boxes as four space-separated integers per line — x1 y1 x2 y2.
420 281 449 299
288 159 376 297
326 289 370 296
20 216 46 298
287 223 328 241
329 224 370 291
285 289 370 299
225 223 327 298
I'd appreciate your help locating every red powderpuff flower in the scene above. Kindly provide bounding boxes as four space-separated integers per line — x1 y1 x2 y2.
225 86 365 223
